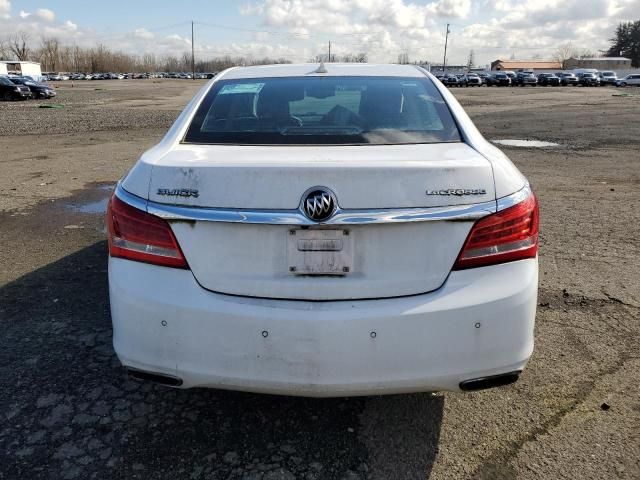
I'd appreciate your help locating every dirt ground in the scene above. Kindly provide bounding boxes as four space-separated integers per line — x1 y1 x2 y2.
1 80 639 480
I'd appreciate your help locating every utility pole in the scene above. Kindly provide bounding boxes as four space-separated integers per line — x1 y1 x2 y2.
443 23 450 72
191 20 195 80
328 41 331 62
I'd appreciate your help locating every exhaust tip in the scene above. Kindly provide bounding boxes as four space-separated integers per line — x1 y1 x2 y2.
126 368 183 387
459 371 521 391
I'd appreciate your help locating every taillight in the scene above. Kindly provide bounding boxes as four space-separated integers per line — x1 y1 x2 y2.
453 192 539 270
107 194 188 269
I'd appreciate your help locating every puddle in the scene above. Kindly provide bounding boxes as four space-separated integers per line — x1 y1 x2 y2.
492 139 560 148
66 184 114 215
72 197 109 214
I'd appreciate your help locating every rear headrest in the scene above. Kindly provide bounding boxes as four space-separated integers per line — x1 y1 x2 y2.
359 85 404 126
212 93 255 119
256 86 291 118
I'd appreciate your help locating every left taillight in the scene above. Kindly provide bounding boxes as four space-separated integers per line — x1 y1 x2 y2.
106 194 188 269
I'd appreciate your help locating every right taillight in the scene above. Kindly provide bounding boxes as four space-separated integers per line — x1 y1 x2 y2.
453 192 539 270
107 194 188 269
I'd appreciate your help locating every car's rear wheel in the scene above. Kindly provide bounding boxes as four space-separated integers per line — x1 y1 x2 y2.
2 92 14 101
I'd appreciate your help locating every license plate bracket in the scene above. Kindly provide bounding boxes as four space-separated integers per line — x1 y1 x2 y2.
286 229 353 275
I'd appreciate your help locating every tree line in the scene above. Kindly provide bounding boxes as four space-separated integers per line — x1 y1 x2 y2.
0 31 369 73
0 32 295 73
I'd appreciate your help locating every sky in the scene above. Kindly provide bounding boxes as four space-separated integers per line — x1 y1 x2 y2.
1 0 639 66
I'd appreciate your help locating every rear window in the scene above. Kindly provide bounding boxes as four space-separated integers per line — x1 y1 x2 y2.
183 76 461 145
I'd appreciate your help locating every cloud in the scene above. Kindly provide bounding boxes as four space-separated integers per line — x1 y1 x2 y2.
134 27 154 39
0 0 638 67
63 20 78 31
35 8 55 22
165 33 191 46
611 0 640 17
0 0 10 18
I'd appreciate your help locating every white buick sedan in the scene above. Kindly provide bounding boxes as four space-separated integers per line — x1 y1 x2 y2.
107 63 538 397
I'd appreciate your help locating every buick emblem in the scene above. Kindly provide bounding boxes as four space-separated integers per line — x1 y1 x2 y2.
301 187 337 222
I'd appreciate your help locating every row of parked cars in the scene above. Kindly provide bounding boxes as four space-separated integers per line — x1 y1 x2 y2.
435 70 640 88
1 70 221 100
43 72 216 81
0 75 56 100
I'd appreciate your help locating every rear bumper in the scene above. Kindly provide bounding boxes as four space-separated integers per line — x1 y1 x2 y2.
109 258 538 397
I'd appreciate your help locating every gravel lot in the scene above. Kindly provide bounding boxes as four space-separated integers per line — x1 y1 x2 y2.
1 80 639 479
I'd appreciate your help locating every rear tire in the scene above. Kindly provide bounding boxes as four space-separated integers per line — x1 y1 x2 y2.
2 92 13 101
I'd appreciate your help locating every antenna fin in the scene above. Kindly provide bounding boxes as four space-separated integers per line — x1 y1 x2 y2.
314 62 328 74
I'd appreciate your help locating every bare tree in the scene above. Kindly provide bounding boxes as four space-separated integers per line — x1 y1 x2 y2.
0 38 8 59
575 49 597 59
40 37 60 71
466 49 476 70
8 32 31 60
397 52 410 64
142 53 156 71
554 42 573 69
340 52 368 63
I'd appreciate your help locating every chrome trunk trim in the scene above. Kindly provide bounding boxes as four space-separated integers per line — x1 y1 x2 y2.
496 183 532 212
115 183 497 225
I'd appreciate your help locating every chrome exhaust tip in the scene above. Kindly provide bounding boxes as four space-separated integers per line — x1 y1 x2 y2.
459 371 521 391
126 368 183 387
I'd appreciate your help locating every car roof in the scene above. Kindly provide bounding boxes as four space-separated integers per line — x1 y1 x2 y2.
219 63 425 80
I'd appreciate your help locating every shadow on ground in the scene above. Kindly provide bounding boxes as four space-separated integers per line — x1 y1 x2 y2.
0 241 444 480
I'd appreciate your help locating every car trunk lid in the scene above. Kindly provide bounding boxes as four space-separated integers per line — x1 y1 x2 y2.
141 142 495 300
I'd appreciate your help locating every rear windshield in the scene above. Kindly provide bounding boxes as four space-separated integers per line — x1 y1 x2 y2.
183 76 461 145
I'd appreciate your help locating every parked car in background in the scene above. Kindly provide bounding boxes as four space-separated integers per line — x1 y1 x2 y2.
516 72 537 86
7 76 56 99
504 71 517 86
486 72 511 86
536 73 561 86
578 72 599 86
466 73 482 86
0 76 33 100
615 74 640 87
598 71 617 85
442 74 460 87
107 63 539 397
558 73 579 86
477 72 490 85
455 74 468 87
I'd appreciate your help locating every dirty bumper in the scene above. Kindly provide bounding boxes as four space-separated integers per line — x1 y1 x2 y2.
109 258 537 397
